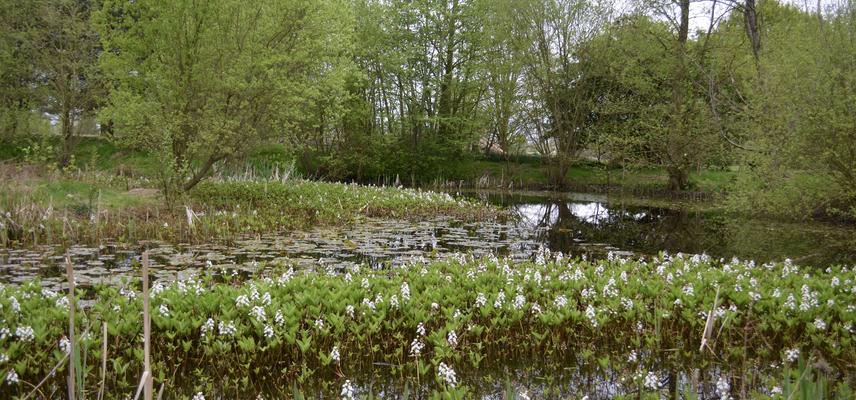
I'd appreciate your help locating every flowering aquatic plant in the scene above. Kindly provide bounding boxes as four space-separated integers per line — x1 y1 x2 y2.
0 252 853 397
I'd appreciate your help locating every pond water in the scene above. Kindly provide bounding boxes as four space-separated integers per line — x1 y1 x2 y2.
468 191 856 267
1 190 854 289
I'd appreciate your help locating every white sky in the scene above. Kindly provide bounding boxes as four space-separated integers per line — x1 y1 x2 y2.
614 0 848 34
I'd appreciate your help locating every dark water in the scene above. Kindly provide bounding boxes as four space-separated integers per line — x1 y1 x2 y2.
467 190 856 267
2 191 854 289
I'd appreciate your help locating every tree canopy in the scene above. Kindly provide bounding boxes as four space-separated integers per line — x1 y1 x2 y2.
1 0 855 219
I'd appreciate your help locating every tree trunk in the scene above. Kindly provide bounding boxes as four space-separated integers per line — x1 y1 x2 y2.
182 153 224 192
667 165 689 191
665 0 691 193
743 0 761 66
59 105 75 169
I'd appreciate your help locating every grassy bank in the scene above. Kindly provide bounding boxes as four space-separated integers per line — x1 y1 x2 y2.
0 167 498 247
453 158 736 197
1 253 853 398
1 135 736 198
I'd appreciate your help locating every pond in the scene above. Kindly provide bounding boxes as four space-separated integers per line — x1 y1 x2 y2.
1 190 854 289
1 190 853 398
468 190 856 267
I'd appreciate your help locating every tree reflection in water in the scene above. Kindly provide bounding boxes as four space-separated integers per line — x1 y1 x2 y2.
476 191 856 266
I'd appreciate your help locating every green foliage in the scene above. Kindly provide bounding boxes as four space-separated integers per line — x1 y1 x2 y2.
95 0 354 197
728 1 856 220
1 253 854 396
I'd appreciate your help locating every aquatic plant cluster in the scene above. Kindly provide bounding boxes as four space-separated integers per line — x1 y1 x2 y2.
0 179 498 247
0 251 855 398
190 180 496 222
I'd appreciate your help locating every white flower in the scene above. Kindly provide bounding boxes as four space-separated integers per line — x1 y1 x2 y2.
410 338 425 356
643 371 659 390
494 290 505 308
5 369 18 385
771 386 783 395
784 294 796 310
15 326 34 342
627 350 637 363
814 318 826 330
513 294 526 310
60 337 72 354
416 322 426 337
0 353 7 363
314 318 325 330
749 291 761 302
785 348 800 363
345 305 355 318
361 278 370 289
340 379 356 400
401 282 411 300
621 297 634 310
235 295 250 308
475 293 487 308
447 330 458 348
9 296 20 313
158 304 170 317
250 306 267 322
218 320 237 337
554 295 568 308
53 296 67 309
331 346 340 362
716 376 730 398
585 305 597 327
275 310 285 326
191 392 205 400
201 318 215 337
278 268 294 284
431 302 439 310
263 325 274 340
437 362 457 387
389 295 399 309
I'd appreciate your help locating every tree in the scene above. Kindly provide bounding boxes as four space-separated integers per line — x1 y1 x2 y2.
0 0 40 138
479 0 525 155
730 1 856 219
96 0 352 198
34 0 103 168
515 0 613 187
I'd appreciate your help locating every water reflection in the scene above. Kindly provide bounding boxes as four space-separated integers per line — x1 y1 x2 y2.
476 191 856 266
2 191 854 289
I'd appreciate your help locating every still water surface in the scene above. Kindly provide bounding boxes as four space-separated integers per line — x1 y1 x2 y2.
1 191 853 288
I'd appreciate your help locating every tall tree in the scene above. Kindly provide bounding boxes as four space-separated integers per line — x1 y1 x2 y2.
34 0 102 168
0 1 40 138
96 0 352 198
515 0 612 187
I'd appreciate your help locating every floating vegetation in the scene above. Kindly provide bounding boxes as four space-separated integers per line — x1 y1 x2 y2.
0 251 854 398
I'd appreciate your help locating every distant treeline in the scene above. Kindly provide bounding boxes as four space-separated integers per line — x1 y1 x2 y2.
1 0 854 219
